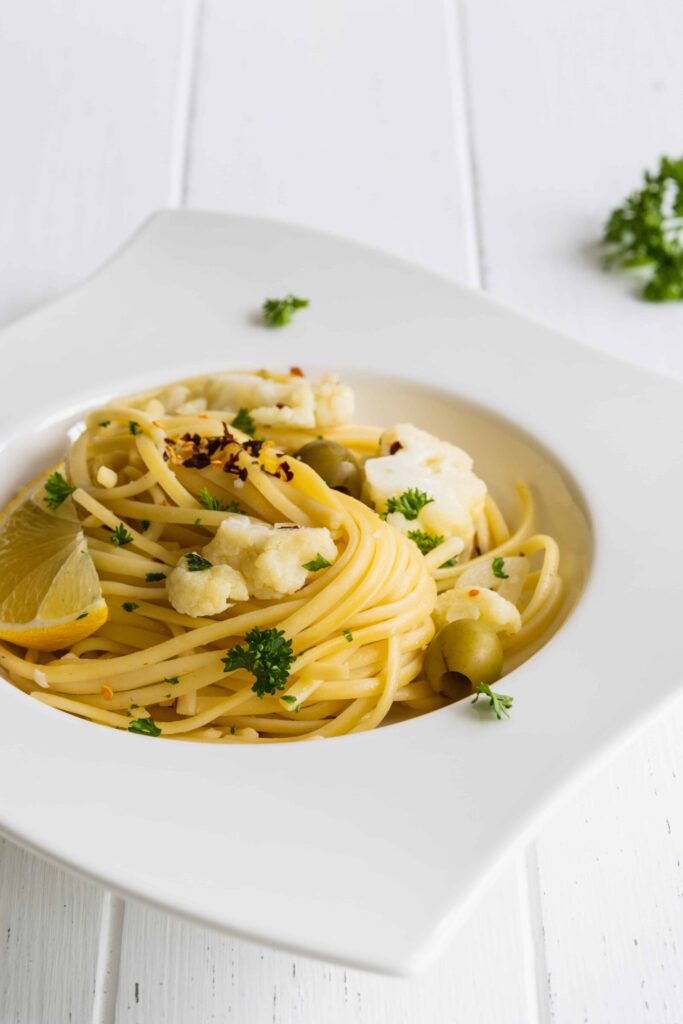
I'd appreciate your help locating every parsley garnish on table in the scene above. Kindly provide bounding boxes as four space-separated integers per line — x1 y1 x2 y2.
472 682 514 720
44 472 75 509
262 294 309 327
382 488 434 521
603 156 683 301
222 627 295 698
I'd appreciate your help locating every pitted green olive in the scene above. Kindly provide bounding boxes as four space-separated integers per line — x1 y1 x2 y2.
424 619 503 698
294 440 363 498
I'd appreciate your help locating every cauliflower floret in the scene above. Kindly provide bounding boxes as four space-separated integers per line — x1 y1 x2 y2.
311 374 355 427
166 560 249 617
433 585 521 635
363 423 487 546
457 555 530 605
203 372 353 429
204 517 338 599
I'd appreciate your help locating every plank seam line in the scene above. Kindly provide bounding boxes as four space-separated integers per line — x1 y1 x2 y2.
91 892 126 1024
446 0 486 288
169 0 205 206
518 844 554 1024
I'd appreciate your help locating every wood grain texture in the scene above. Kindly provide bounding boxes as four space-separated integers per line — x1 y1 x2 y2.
0 0 189 329
114 865 534 1024
462 0 683 380
531 705 683 1024
0 838 102 1023
185 0 479 281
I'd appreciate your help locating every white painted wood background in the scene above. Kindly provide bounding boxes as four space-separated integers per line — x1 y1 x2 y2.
2 0 683 1020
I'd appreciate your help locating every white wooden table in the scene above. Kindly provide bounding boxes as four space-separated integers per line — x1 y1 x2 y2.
2 2 683 1020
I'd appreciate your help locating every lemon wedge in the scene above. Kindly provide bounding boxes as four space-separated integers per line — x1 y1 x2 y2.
0 465 107 651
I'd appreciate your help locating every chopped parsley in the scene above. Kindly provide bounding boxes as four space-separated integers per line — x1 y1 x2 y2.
302 553 332 572
384 488 434 521
98 420 111 428
603 156 683 301
440 556 458 569
199 487 230 511
164 676 180 685
408 529 443 555
231 408 255 436
262 294 309 327
185 551 212 572
492 556 509 580
194 517 202 526
281 694 298 705
139 519 151 533
222 627 295 698
122 602 139 613
128 717 161 736
44 472 76 509
472 682 513 720
110 523 134 546
343 629 353 643
129 420 141 435
145 572 167 582
226 500 243 514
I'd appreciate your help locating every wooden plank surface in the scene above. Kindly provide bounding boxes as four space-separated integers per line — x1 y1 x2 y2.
0 0 189 329
0 839 102 1024
1 0 683 1020
114 867 535 1024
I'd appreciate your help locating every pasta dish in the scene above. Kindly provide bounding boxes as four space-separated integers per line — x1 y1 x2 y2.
0 368 563 742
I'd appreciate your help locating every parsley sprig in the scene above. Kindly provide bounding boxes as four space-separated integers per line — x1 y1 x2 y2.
382 488 434 521
185 551 212 572
222 627 295 698
472 682 513 720
110 523 133 546
198 487 228 511
302 553 332 572
231 408 256 436
408 529 443 555
603 156 683 301
44 472 76 510
492 556 509 580
262 294 309 327
128 717 161 736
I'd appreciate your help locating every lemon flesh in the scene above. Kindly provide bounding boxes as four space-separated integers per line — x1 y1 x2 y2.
0 469 107 651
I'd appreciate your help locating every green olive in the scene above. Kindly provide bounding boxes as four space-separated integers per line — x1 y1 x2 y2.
424 619 503 698
294 440 363 498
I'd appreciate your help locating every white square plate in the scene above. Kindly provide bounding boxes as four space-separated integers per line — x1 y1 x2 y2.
0 211 681 975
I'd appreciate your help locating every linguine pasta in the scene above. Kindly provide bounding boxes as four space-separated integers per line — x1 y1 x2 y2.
0 369 563 742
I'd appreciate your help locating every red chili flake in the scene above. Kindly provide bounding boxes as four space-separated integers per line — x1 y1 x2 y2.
468 589 480 597
389 441 403 455
290 366 304 377
275 403 286 410
279 461 294 482
163 451 169 462
275 524 301 530
181 432 193 442
183 453 211 469
224 452 241 475
243 439 264 458
164 437 175 446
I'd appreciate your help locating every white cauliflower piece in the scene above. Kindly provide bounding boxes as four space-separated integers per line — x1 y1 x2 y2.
363 423 487 546
457 555 530 605
166 560 249 617
311 374 355 427
203 517 338 599
433 585 521 635
203 372 353 429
